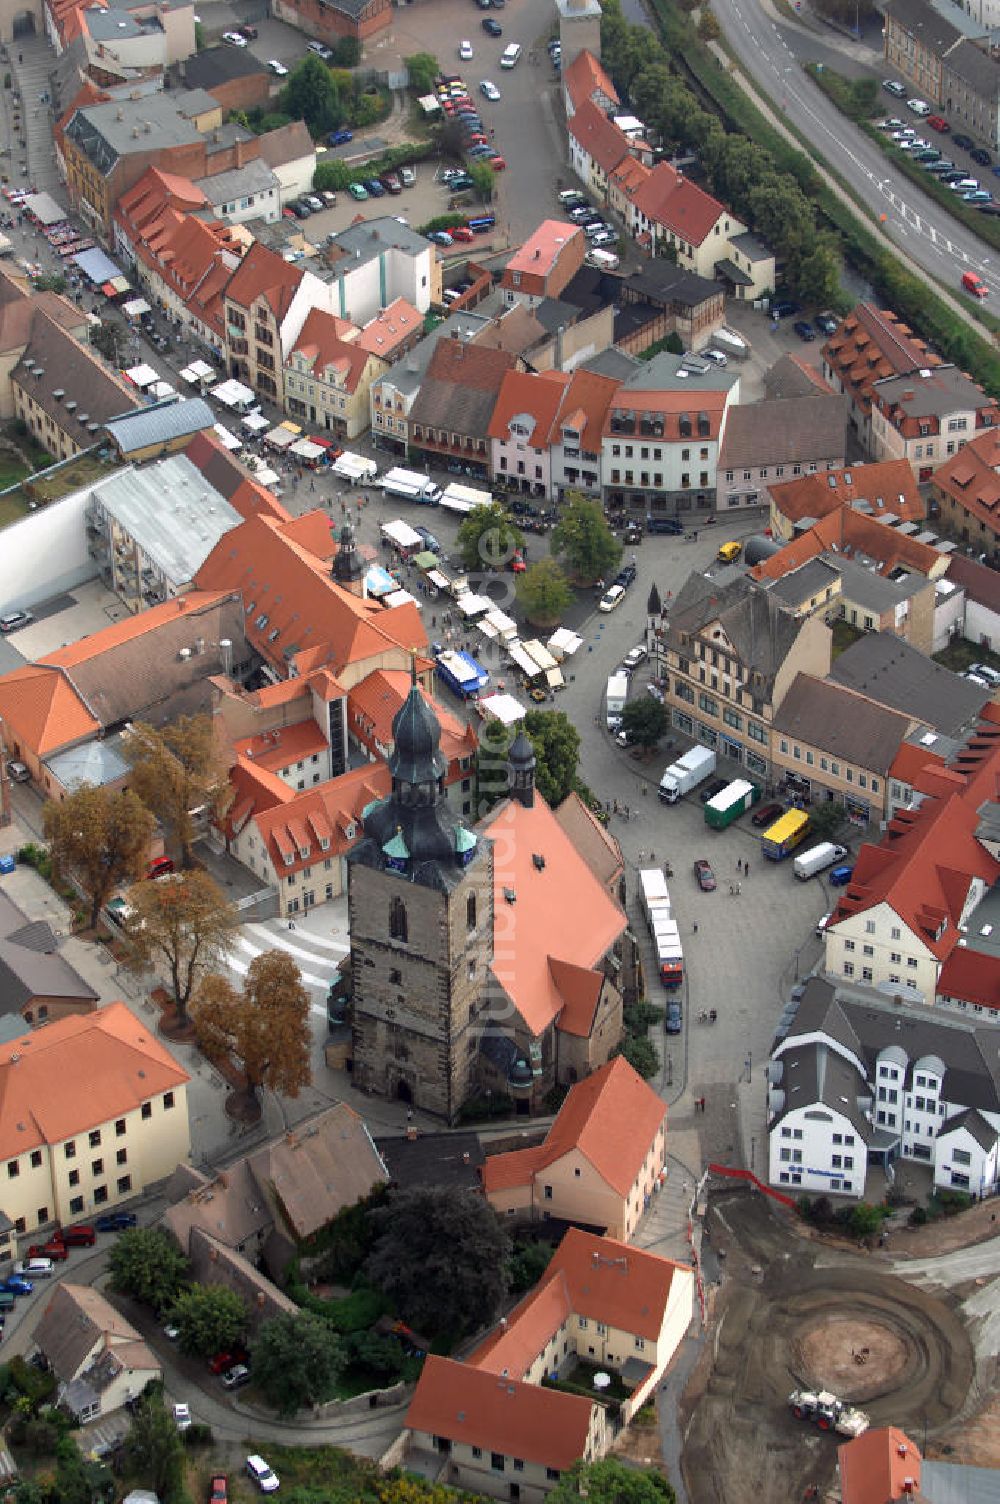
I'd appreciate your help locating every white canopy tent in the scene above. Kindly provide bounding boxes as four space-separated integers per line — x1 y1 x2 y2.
264 425 298 451
212 378 257 412
289 438 325 463
482 608 517 641
213 423 242 451
148 381 176 400
456 592 492 618
125 363 158 389
121 297 151 319
547 627 583 660
384 589 421 609
477 692 526 726
242 411 269 433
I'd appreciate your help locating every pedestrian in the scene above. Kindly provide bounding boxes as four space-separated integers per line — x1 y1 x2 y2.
736 881 742 896
746 859 750 874
693 921 698 934
288 919 295 930
624 804 631 819
729 881 735 895
650 849 655 862
638 849 646 863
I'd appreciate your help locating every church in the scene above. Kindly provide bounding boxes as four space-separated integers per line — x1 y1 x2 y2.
347 672 629 1121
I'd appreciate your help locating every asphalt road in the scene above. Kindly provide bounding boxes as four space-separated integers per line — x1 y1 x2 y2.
703 0 1000 300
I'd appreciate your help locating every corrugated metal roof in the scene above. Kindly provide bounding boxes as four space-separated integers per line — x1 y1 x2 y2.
104 396 214 455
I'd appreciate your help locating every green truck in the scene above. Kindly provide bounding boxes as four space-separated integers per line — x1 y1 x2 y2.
704 778 760 831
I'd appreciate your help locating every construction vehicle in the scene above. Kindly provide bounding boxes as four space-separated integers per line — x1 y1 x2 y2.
788 1389 869 1438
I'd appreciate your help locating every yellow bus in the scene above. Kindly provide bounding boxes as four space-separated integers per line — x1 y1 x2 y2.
760 808 810 861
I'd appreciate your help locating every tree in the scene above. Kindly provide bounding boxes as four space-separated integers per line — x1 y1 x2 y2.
615 1033 659 1079
697 6 720 40
33 273 67 294
523 710 581 807
516 558 573 626
366 1186 510 1338
193 950 312 1113
551 494 622 585
792 239 843 307
124 714 229 868
124 870 238 1024
89 318 129 365
49 1437 113 1504
468 161 495 202
43 783 154 929
251 1313 346 1415
123 1397 186 1504
619 696 668 751
805 800 845 843
474 716 518 815
456 502 523 573
332 35 360 66
279 55 343 137
405 52 439 94
171 1283 248 1358
108 1227 190 1315
549 1459 676 1504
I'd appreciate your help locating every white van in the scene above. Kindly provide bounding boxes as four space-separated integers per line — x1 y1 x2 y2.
586 246 620 271
500 42 521 68
907 98 930 116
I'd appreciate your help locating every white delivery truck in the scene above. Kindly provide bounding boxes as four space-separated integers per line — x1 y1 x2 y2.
710 327 749 360
606 672 629 730
441 481 492 515
381 467 443 505
332 450 378 483
658 745 716 804
793 842 848 880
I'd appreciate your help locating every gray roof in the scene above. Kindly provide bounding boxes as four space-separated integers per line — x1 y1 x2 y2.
193 158 277 206
88 451 242 588
0 889 98 1013
332 214 432 264
620 348 740 396
183 44 267 89
720 393 847 470
765 354 831 401
883 0 985 47
828 551 930 613
47 731 131 791
621 262 721 310
872 364 992 421
372 313 491 401
939 1106 999 1152
945 37 1000 97
104 397 215 457
779 978 1000 1116
766 555 840 608
772 671 912 773
830 632 991 738
13 312 141 443
729 230 772 263
666 572 809 699
580 346 641 380
921 1460 1000 1504
770 1037 871 1139
86 8 148 41
65 92 207 171
256 120 315 169
376 1131 485 1189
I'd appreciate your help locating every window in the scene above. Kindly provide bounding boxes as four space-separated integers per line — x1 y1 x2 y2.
467 893 477 930
472 1448 482 1460
94 1186 108 1205
30 1150 41 1169
115 1119 126 1137
543 1185 553 1200
141 1103 152 1121
92 1159 103 1176
6 1160 17 1179
69 1196 84 1215
843 962 855 977
390 896 408 943
65 1141 76 1160
163 1092 174 1111
117 1175 132 1194
89 1129 101 1148
952 1148 971 1166
865 920 876 935
491 1454 505 1473
116 1148 128 1166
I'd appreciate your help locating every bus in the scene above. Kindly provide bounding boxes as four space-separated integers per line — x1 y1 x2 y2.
760 808 810 861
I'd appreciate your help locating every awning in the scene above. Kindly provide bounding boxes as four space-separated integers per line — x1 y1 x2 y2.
456 592 492 618
213 422 241 451
413 549 438 571
365 565 397 597
308 435 333 449
242 411 269 432
121 297 150 318
384 589 421 609
545 666 565 689
715 257 753 288
212 378 256 411
265 426 298 450
426 569 451 591
180 360 214 384
251 466 280 487
148 381 175 399
477 692 525 726
289 438 325 461
125 363 158 389
100 275 130 296
24 191 67 226
483 608 516 640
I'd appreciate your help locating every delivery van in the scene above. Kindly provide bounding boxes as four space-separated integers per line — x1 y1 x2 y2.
717 540 742 564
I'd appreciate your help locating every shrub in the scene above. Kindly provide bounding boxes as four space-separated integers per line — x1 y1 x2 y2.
909 1205 928 1227
457 1093 514 1123
182 1421 213 1446
623 1000 665 1037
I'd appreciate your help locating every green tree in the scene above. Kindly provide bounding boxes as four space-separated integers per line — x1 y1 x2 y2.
124 713 229 869
279 55 343 137
314 158 353 192
259 111 293 133
523 710 581 807
456 502 523 572
792 238 842 307
123 1397 186 1504
468 161 495 202
350 92 382 128
51 1437 113 1504
516 558 573 626
805 800 845 843
108 1227 190 1315
619 695 668 750
171 1283 248 1359
33 272 67 294
366 1186 510 1339
551 494 622 585
615 1034 659 1079
124 869 239 1024
697 6 720 41
508 1239 554 1293
251 1313 346 1415
332 35 361 66
549 1459 676 1504
43 783 155 929
193 950 312 1115
346 1328 406 1378
405 52 439 94
89 318 129 365
849 1202 882 1239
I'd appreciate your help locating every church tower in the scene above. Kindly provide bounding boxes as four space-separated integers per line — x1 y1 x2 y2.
346 670 494 1121
331 518 365 596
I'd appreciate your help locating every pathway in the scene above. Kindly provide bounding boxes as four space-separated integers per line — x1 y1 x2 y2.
6 35 60 194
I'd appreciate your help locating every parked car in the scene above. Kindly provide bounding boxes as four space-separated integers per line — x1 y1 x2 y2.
616 563 637 586
303 194 324 212
267 59 288 76
751 801 783 827
6 761 29 783
61 1224 97 1246
210 1347 250 1375
814 312 839 334
146 855 174 880
221 31 247 46
927 114 949 132
0 610 32 632
450 225 474 242
699 778 729 805
665 1000 683 1035
459 39 473 59
882 79 907 97
792 320 816 341
381 172 403 194
693 858 716 892
598 584 626 612
222 1364 252 1391
329 128 353 146
482 17 502 33
209 1477 228 1504
771 299 799 318
400 165 416 186
969 661 1000 687
622 644 648 670
27 1241 67 1262
14 1258 53 1279
480 78 500 99
952 132 975 150
971 147 993 166
246 1456 280 1494
306 40 334 59
289 200 311 218
348 182 368 200
365 178 386 197
237 23 257 38
3 1277 32 1295
174 1404 192 1432
95 1211 137 1231
427 230 453 245
816 911 832 937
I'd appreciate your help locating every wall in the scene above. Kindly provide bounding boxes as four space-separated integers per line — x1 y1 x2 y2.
0 473 96 610
0 0 44 44
824 899 939 1001
965 593 1000 653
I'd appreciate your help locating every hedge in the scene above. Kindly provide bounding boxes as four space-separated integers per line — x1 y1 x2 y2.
314 139 437 193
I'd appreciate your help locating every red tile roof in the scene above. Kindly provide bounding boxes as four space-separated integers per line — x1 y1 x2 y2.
224 240 304 322
481 1055 666 1196
233 719 329 773
554 368 622 453
838 1427 922 1504
355 297 422 360
752 507 943 586
479 796 627 1036
823 304 939 417
504 220 585 282
569 99 631 177
768 460 925 528
937 945 1000 1011
406 1355 595 1471
564 49 620 113
888 738 945 788
931 427 1000 537
291 307 371 393
244 758 390 877
348 670 476 775
488 368 570 444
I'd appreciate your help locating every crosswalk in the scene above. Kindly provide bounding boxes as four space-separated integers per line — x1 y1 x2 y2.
225 921 350 1016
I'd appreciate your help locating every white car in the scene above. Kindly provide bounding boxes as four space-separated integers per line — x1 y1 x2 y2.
816 912 831 937
598 584 626 613
267 59 289 76
14 1257 53 1278
222 31 247 45
459 40 473 59
622 645 648 670
246 1455 280 1494
480 79 500 101
173 1403 191 1432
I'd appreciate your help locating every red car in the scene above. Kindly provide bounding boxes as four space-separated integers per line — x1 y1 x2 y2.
451 226 474 242
693 858 716 892
489 155 507 171
146 855 174 880
60 1224 96 1246
208 1346 249 1375
751 801 783 828
510 551 526 573
27 1240 68 1261
209 1477 228 1504
927 114 949 132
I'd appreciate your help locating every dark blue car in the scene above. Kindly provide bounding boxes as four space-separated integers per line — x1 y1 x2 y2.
3 1276 32 1296
328 128 353 146
96 1212 138 1232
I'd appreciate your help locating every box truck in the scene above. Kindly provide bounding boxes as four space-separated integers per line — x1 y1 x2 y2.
760 808 811 860
441 481 492 515
381 467 442 505
705 778 759 830
332 450 378 483
658 745 716 804
606 672 629 730
793 842 847 880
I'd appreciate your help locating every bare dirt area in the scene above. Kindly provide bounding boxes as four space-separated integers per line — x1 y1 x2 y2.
886 1198 1000 1258
929 1393 1000 1467
679 1191 976 1504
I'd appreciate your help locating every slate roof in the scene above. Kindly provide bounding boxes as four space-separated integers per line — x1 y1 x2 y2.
376 1131 485 1189
772 674 913 772
720 393 847 470
938 1107 998 1152
13 312 141 445
409 339 518 441
830 633 990 738
621 262 721 309
764 353 834 400
36 1283 157 1384
183 44 269 90
666 573 808 699
0 889 98 1014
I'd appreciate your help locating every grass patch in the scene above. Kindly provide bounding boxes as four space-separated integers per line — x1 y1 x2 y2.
933 637 1000 673
216 1442 482 1502
831 619 864 656
0 486 30 527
